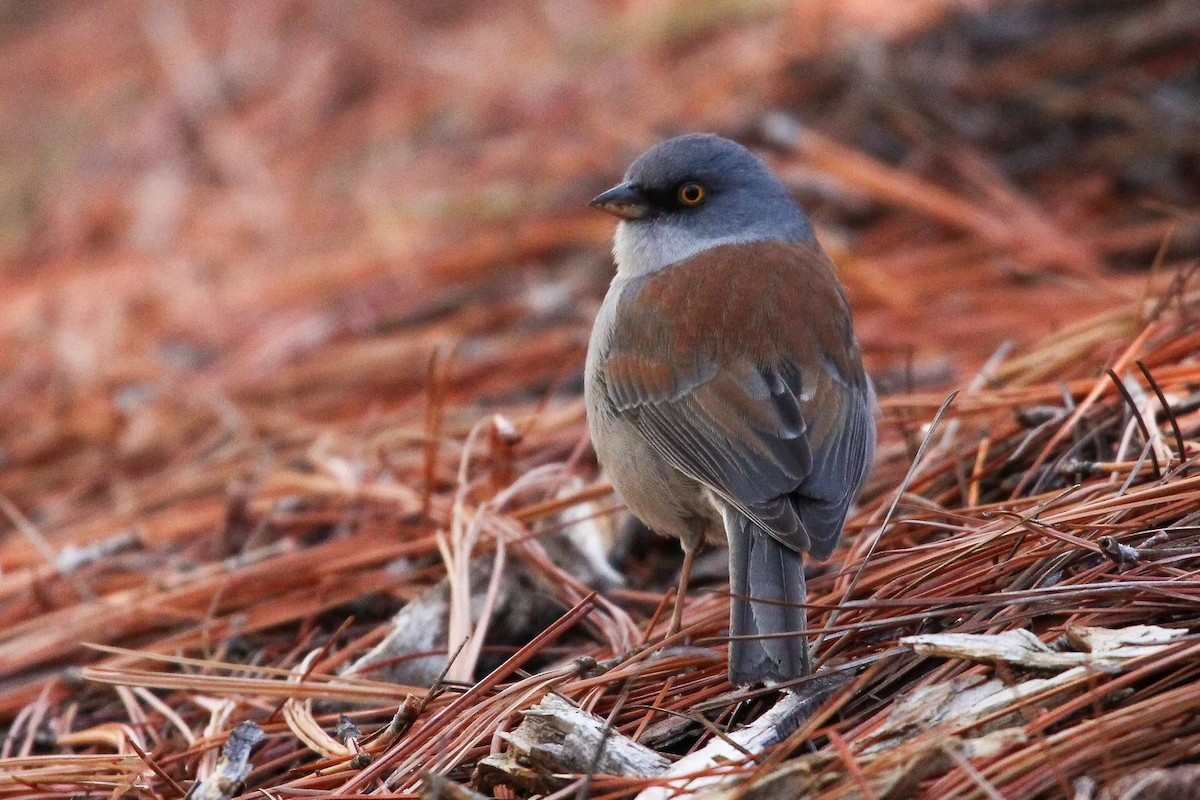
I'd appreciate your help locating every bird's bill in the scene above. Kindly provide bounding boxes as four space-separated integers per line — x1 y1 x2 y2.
589 182 652 220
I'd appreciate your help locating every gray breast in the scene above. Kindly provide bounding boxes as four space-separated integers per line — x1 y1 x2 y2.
584 276 724 549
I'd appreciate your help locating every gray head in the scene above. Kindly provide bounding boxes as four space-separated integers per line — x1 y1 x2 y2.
591 134 815 276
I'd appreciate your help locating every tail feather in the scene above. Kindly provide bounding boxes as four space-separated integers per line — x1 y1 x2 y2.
725 507 810 686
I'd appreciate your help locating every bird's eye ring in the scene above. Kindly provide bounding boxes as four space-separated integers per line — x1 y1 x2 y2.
678 182 706 206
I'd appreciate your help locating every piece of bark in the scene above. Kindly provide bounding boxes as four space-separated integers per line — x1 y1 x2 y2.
474 693 670 795
691 728 1025 800
901 624 1185 670
1098 765 1200 800
861 673 1035 755
185 721 264 800
635 675 847 800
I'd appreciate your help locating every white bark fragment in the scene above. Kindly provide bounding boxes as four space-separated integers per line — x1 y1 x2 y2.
475 693 670 794
901 624 1186 670
636 679 841 800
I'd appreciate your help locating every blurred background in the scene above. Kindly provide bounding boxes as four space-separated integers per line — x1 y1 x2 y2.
1 0 1199 712
4 1 1196 447
2 3 1200 797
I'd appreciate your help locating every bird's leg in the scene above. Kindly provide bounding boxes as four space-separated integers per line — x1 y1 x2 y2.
667 546 698 637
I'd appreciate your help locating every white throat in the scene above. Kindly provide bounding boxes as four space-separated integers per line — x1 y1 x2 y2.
613 220 757 277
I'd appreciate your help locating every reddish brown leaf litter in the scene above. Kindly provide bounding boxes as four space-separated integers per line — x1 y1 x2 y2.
1 1 1198 798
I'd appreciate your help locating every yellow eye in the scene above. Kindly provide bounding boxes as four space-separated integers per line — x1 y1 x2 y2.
678 182 706 206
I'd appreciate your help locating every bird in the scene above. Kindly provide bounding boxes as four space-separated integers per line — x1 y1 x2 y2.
584 133 876 687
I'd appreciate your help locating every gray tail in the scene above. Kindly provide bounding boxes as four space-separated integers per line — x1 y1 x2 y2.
725 508 810 686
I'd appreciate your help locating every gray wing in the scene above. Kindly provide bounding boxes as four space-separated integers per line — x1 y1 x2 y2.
602 353 873 557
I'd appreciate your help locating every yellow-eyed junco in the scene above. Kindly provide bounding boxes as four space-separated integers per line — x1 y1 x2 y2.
585 134 875 686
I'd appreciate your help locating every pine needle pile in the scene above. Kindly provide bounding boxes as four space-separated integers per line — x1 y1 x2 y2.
0 1 1198 798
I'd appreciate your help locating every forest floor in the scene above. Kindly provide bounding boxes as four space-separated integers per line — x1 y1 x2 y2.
1 1 1198 798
